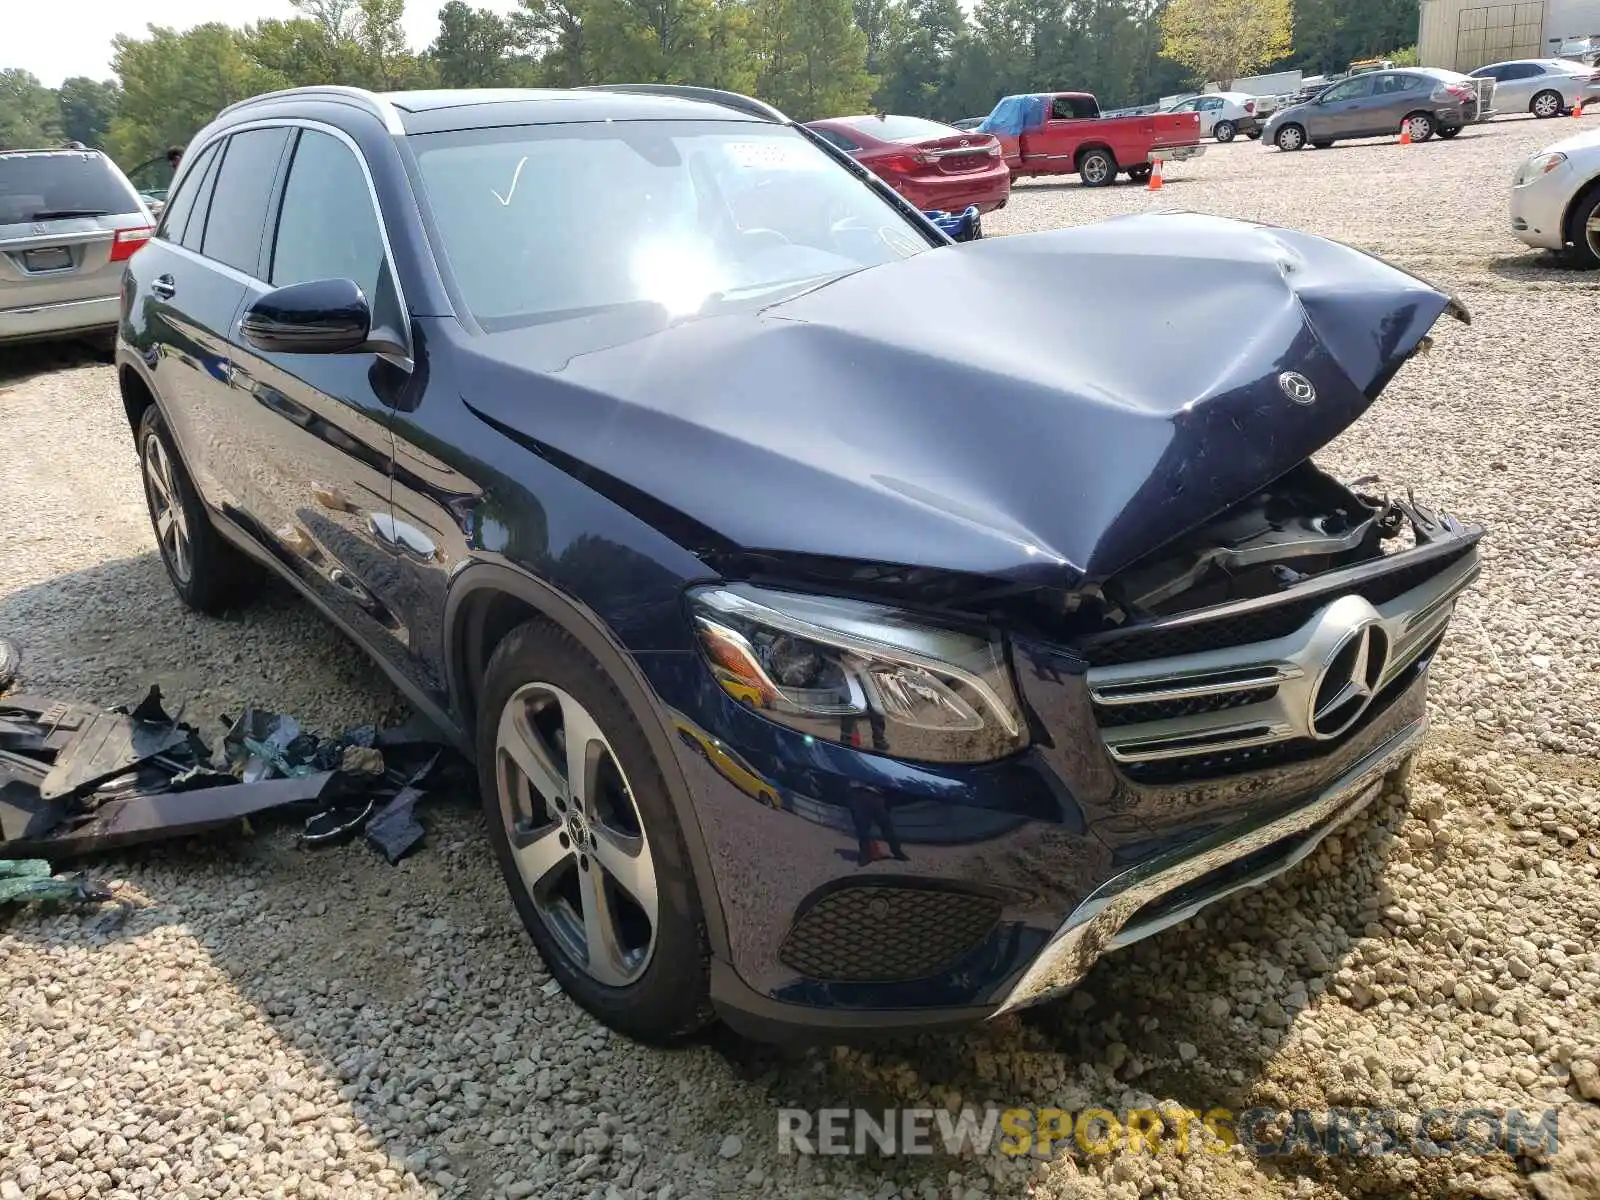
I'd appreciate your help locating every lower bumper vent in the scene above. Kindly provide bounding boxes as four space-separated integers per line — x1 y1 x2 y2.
780 885 1001 983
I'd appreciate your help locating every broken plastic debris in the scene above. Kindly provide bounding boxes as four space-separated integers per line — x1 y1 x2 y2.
0 858 110 905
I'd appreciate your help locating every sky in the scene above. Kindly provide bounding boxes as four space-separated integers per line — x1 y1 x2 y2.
5 0 524 87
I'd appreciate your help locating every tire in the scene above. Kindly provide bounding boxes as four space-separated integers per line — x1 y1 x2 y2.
478 619 714 1044
1532 89 1564 119
1214 120 1237 143
1311 139 1335 149
1126 164 1152 182
1404 111 1435 142
1563 186 1600 269
1276 123 1307 151
136 405 259 613
1077 148 1116 187
1437 124 1462 138
1245 130 1261 140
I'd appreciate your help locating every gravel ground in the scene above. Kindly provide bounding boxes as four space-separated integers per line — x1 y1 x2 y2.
3 114 1599 1200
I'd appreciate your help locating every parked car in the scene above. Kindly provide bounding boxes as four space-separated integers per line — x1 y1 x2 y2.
1264 68 1496 150
804 113 1010 214
1469 58 1600 118
977 91 1204 185
950 117 984 131
120 83 1481 1043
0 147 154 348
1162 91 1264 142
1509 124 1600 266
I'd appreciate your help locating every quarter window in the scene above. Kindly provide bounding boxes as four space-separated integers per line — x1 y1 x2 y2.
179 142 226 254
270 129 387 306
201 127 291 275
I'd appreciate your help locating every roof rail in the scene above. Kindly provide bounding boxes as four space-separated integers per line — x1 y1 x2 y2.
575 84 789 123
215 85 405 135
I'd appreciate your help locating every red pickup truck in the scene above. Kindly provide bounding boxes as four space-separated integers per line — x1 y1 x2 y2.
977 92 1205 187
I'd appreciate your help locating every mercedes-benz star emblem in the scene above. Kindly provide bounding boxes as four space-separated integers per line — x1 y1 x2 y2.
1309 621 1388 739
1279 371 1317 405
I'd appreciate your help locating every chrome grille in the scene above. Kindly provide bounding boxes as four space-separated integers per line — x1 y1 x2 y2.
1087 549 1478 778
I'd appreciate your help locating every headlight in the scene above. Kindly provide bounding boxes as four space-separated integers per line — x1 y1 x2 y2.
1515 151 1567 185
689 583 1028 764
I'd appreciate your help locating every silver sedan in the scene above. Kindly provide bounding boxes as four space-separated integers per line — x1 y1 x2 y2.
1470 59 1600 119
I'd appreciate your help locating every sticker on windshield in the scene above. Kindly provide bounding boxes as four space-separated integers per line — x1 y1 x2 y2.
722 140 826 172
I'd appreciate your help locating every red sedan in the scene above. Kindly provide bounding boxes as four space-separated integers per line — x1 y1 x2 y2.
804 114 1011 213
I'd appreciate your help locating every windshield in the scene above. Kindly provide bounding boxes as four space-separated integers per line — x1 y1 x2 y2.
0 151 142 224
413 121 930 331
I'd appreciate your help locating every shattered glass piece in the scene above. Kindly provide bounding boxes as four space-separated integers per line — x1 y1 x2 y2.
0 859 109 905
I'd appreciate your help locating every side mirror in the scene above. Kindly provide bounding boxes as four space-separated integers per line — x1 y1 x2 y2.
241 278 371 355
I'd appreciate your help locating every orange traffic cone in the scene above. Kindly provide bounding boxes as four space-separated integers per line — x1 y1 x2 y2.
1398 125 1412 145
1575 99 1584 118
1148 158 1164 191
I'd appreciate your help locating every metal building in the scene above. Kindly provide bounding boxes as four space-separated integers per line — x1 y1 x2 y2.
1419 0 1600 71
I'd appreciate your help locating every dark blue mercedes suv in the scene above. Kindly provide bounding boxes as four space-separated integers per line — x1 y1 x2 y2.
117 84 1482 1043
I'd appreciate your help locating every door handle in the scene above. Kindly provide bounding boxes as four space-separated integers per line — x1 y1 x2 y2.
152 274 176 299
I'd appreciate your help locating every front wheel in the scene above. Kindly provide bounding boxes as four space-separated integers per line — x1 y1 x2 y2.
136 405 259 613
1564 187 1600 269
1077 149 1117 187
1532 89 1564 118
1214 120 1237 143
1275 124 1306 151
479 619 714 1044
1404 112 1435 142
1437 124 1462 138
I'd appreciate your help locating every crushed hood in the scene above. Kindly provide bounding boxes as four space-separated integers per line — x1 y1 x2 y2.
456 212 1466 588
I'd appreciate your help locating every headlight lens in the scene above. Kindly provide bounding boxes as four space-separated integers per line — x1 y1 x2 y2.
1516 151 1567 184
689 584 1028 764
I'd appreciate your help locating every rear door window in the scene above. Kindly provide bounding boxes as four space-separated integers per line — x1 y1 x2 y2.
201 127 292 276
157 139 220 246
0 151 141 224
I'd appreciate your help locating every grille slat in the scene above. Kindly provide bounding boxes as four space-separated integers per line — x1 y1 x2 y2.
1083 546 1473 668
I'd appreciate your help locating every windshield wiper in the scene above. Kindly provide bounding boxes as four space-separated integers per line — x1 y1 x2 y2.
31 208 110 220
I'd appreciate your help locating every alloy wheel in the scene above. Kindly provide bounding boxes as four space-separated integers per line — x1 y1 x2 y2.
495 682 659 987
1533 91 1562 118
1587 207 1600 261
1082 154 1111 184
142 433 191 583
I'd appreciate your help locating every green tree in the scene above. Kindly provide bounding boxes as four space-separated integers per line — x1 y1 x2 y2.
853 0 900 73
244 17 370 86
754 0 875 120
1291 0 1419 74
356 0 435 88
56 77 121 149
876 0 964 115
0 70 63 150
431 1 526 85
106 24 281 166
515 0 595 85
1160 0 1293 88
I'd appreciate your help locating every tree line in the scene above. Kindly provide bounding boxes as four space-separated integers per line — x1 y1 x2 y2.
0 0 1420 170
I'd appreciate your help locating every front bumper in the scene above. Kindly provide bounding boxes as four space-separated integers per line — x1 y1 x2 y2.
645 522 1478 1039
996 717 1422 1013
1510 158 1581 251
0 294 119 343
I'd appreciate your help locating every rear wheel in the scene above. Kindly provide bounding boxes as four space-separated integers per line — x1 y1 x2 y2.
1532 89 1564 118
136 405 259 613
1310 139 1335 149
1438 124 1462 138
1404 111 1435 142
479 619 713 1044
1126 164 1152 182
1214 120 1237 143
1276 124 1306 151
1564 186 1600 269
1245 130 1261 140
1077 148 1116 187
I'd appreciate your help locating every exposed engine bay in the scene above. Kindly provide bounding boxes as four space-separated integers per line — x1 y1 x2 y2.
1095 461 1424 621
